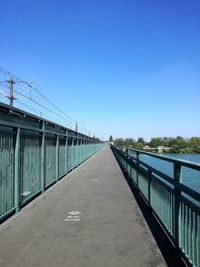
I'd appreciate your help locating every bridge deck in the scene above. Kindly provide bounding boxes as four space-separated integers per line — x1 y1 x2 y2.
0 147 166 267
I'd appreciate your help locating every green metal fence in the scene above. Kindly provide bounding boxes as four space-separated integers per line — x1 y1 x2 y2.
0 128 15 218
0 102 104 222
111 146 200 267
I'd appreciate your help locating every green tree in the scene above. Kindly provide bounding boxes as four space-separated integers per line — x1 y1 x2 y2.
114 138 124 146
125 138 136 147
191 137 200 146
149 137 162 147
135 142 144 150
137 137 145 144
170 145 180 153
109 135 113 142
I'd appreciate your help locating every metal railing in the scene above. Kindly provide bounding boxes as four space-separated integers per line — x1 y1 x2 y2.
0 102 104 223
111 146 200 267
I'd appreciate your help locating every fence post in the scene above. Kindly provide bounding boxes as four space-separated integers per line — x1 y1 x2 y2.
125 148 128 172
71 137 74 168
56 135 59 182
65 130 68 174
75 137 77 165
14 127 20 212
174 163 181 248
81 138 84 162
83 137 85 160
77 138 79 162
41 121 45 192
136 152 139 188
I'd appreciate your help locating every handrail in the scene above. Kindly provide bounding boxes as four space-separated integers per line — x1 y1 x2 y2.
119 146 200 170
111 145 200 267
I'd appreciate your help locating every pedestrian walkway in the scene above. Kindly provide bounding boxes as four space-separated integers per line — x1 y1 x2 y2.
0 147 166 267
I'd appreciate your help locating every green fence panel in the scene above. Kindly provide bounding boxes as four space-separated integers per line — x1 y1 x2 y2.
0 129 15 219
19 132 41 203
151 178 174 235
67 140 73 172
138 172 148 200
179 199 200 267
73 141 77 168
45 137 56 187
58 138 66 178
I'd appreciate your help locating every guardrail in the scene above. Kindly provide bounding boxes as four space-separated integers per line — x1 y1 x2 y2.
111 145 200 267
0 102 104 223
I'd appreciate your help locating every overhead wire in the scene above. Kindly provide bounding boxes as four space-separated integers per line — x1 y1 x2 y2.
15 99 43 116
0 66 77 125
0 66 76 126
13 88 76 127
32 86 77 124
0 65 94 135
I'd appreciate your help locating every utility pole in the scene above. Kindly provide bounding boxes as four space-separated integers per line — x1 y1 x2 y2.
75 122 78 132
8 76 15 106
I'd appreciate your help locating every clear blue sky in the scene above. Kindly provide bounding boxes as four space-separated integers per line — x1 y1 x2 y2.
1 0 200 140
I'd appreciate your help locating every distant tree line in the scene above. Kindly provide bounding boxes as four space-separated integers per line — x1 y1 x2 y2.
114 136 200 153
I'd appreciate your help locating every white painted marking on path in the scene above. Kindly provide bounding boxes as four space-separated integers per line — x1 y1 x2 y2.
65 211 82 222
68 211 82 216
65 218 80 222
90 179 98 182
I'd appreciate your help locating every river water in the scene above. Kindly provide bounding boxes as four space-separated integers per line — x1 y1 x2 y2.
139 153 200 193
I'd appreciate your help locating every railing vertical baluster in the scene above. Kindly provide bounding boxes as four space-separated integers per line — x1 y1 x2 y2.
14 127 20 213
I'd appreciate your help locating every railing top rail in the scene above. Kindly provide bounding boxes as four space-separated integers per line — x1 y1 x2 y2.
118 146 200 171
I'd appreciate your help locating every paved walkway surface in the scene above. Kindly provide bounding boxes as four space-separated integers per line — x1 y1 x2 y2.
0 147 166 267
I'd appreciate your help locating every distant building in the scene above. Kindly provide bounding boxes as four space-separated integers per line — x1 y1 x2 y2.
143 145 171 153
157 146 171 153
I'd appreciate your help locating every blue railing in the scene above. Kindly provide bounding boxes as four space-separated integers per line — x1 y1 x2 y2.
111 146 200 267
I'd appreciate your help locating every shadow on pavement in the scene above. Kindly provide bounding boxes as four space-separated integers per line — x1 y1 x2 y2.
115 161 188 267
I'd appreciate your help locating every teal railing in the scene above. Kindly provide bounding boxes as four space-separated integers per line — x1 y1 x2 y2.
0 102 104 223
111 146 200 267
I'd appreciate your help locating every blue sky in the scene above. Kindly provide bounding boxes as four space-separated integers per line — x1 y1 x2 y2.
0 0 200 140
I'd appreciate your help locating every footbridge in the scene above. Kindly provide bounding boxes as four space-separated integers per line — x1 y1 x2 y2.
0 103 200 267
